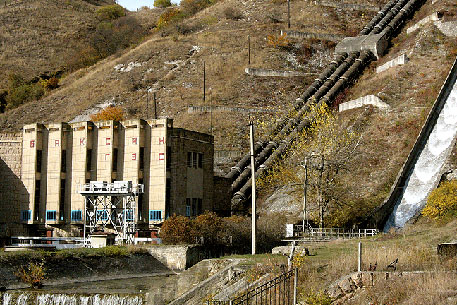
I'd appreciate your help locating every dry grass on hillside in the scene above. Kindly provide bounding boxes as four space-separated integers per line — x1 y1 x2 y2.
294 218 457 303
258 0 457 221
0 0 385 156
0 0 114 88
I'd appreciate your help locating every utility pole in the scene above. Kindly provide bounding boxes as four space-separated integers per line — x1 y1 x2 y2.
153 92 157 119
287 0 291 29
302 157 308 234
146 90 149 120
203 61 206 102
318 154 324 229
209 88 213 135
249 120 256 255
248 35 251 65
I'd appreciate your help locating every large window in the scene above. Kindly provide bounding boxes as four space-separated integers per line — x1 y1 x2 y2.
61 150 66 173
186 198 191 217
36 150 42 173
60 179 65 220
34 180 40 220
192 198 197 217
21 210 31 221
149 210 162 221
86 149 92 172
112 148 118 172
187 152 203 168
97 210 109 221
71 210 82 221
125 209 134 221
46 210 57 221
139 147 145 170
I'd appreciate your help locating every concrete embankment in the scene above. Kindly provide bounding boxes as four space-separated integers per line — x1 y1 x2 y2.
0 251 171 290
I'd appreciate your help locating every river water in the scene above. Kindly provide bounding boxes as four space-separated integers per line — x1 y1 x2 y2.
384 77 457 230
1 274 178 305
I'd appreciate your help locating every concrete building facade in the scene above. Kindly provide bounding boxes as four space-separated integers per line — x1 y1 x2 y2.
0 118 214 237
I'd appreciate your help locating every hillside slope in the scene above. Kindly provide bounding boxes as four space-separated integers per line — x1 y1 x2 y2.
0 0 115 88
0 0 456 226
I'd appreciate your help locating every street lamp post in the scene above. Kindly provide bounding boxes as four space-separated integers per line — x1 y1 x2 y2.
301 158 309 234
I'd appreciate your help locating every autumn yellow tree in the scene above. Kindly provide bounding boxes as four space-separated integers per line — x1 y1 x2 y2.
90 106 125 122
422 180 457 220
259 103 360 227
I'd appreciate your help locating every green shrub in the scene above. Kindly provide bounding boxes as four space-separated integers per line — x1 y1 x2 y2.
154 0 172 8
96 4 125 21
423 180 457 220
5 74 44 109
90 16 145 58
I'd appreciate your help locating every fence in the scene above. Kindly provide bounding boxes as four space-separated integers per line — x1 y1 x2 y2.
208 268 298 305
288 226 378 240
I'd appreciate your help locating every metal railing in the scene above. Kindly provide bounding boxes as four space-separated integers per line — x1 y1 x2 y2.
208 268 298 305
79 181 144 195
290 226 378 240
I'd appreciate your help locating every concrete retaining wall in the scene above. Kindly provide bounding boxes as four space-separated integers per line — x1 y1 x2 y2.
407 12 441 34
168 259 241 305
245 67 310 77
315 0 381 12
376 54 409 73
281 30 344 42
187 105 272 114
339 95 389 112
435 20 457 37
147 245 206 270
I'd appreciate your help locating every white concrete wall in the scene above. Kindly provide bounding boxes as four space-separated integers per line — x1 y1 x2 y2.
339 95 390 112
407 13 440 34
376 54 408 74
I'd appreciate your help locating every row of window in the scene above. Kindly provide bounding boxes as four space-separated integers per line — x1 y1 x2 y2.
36 147 148 174
21 209 163 222
187 152 203 168
21 210 82 222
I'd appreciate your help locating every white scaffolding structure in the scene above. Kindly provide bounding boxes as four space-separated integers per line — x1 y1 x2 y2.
79 181 144 245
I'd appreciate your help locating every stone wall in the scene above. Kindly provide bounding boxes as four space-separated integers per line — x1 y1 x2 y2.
147 244 208 270
0 132 27 236
168 259 241 305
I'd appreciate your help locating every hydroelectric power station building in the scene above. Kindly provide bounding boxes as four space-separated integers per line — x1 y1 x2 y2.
0 118 216 238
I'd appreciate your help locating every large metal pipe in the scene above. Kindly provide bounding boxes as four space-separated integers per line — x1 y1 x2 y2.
360 0 399 35
225 141 264 180
231 141 277 192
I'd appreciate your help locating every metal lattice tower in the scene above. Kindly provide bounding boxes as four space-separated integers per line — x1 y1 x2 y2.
79 181 144 245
